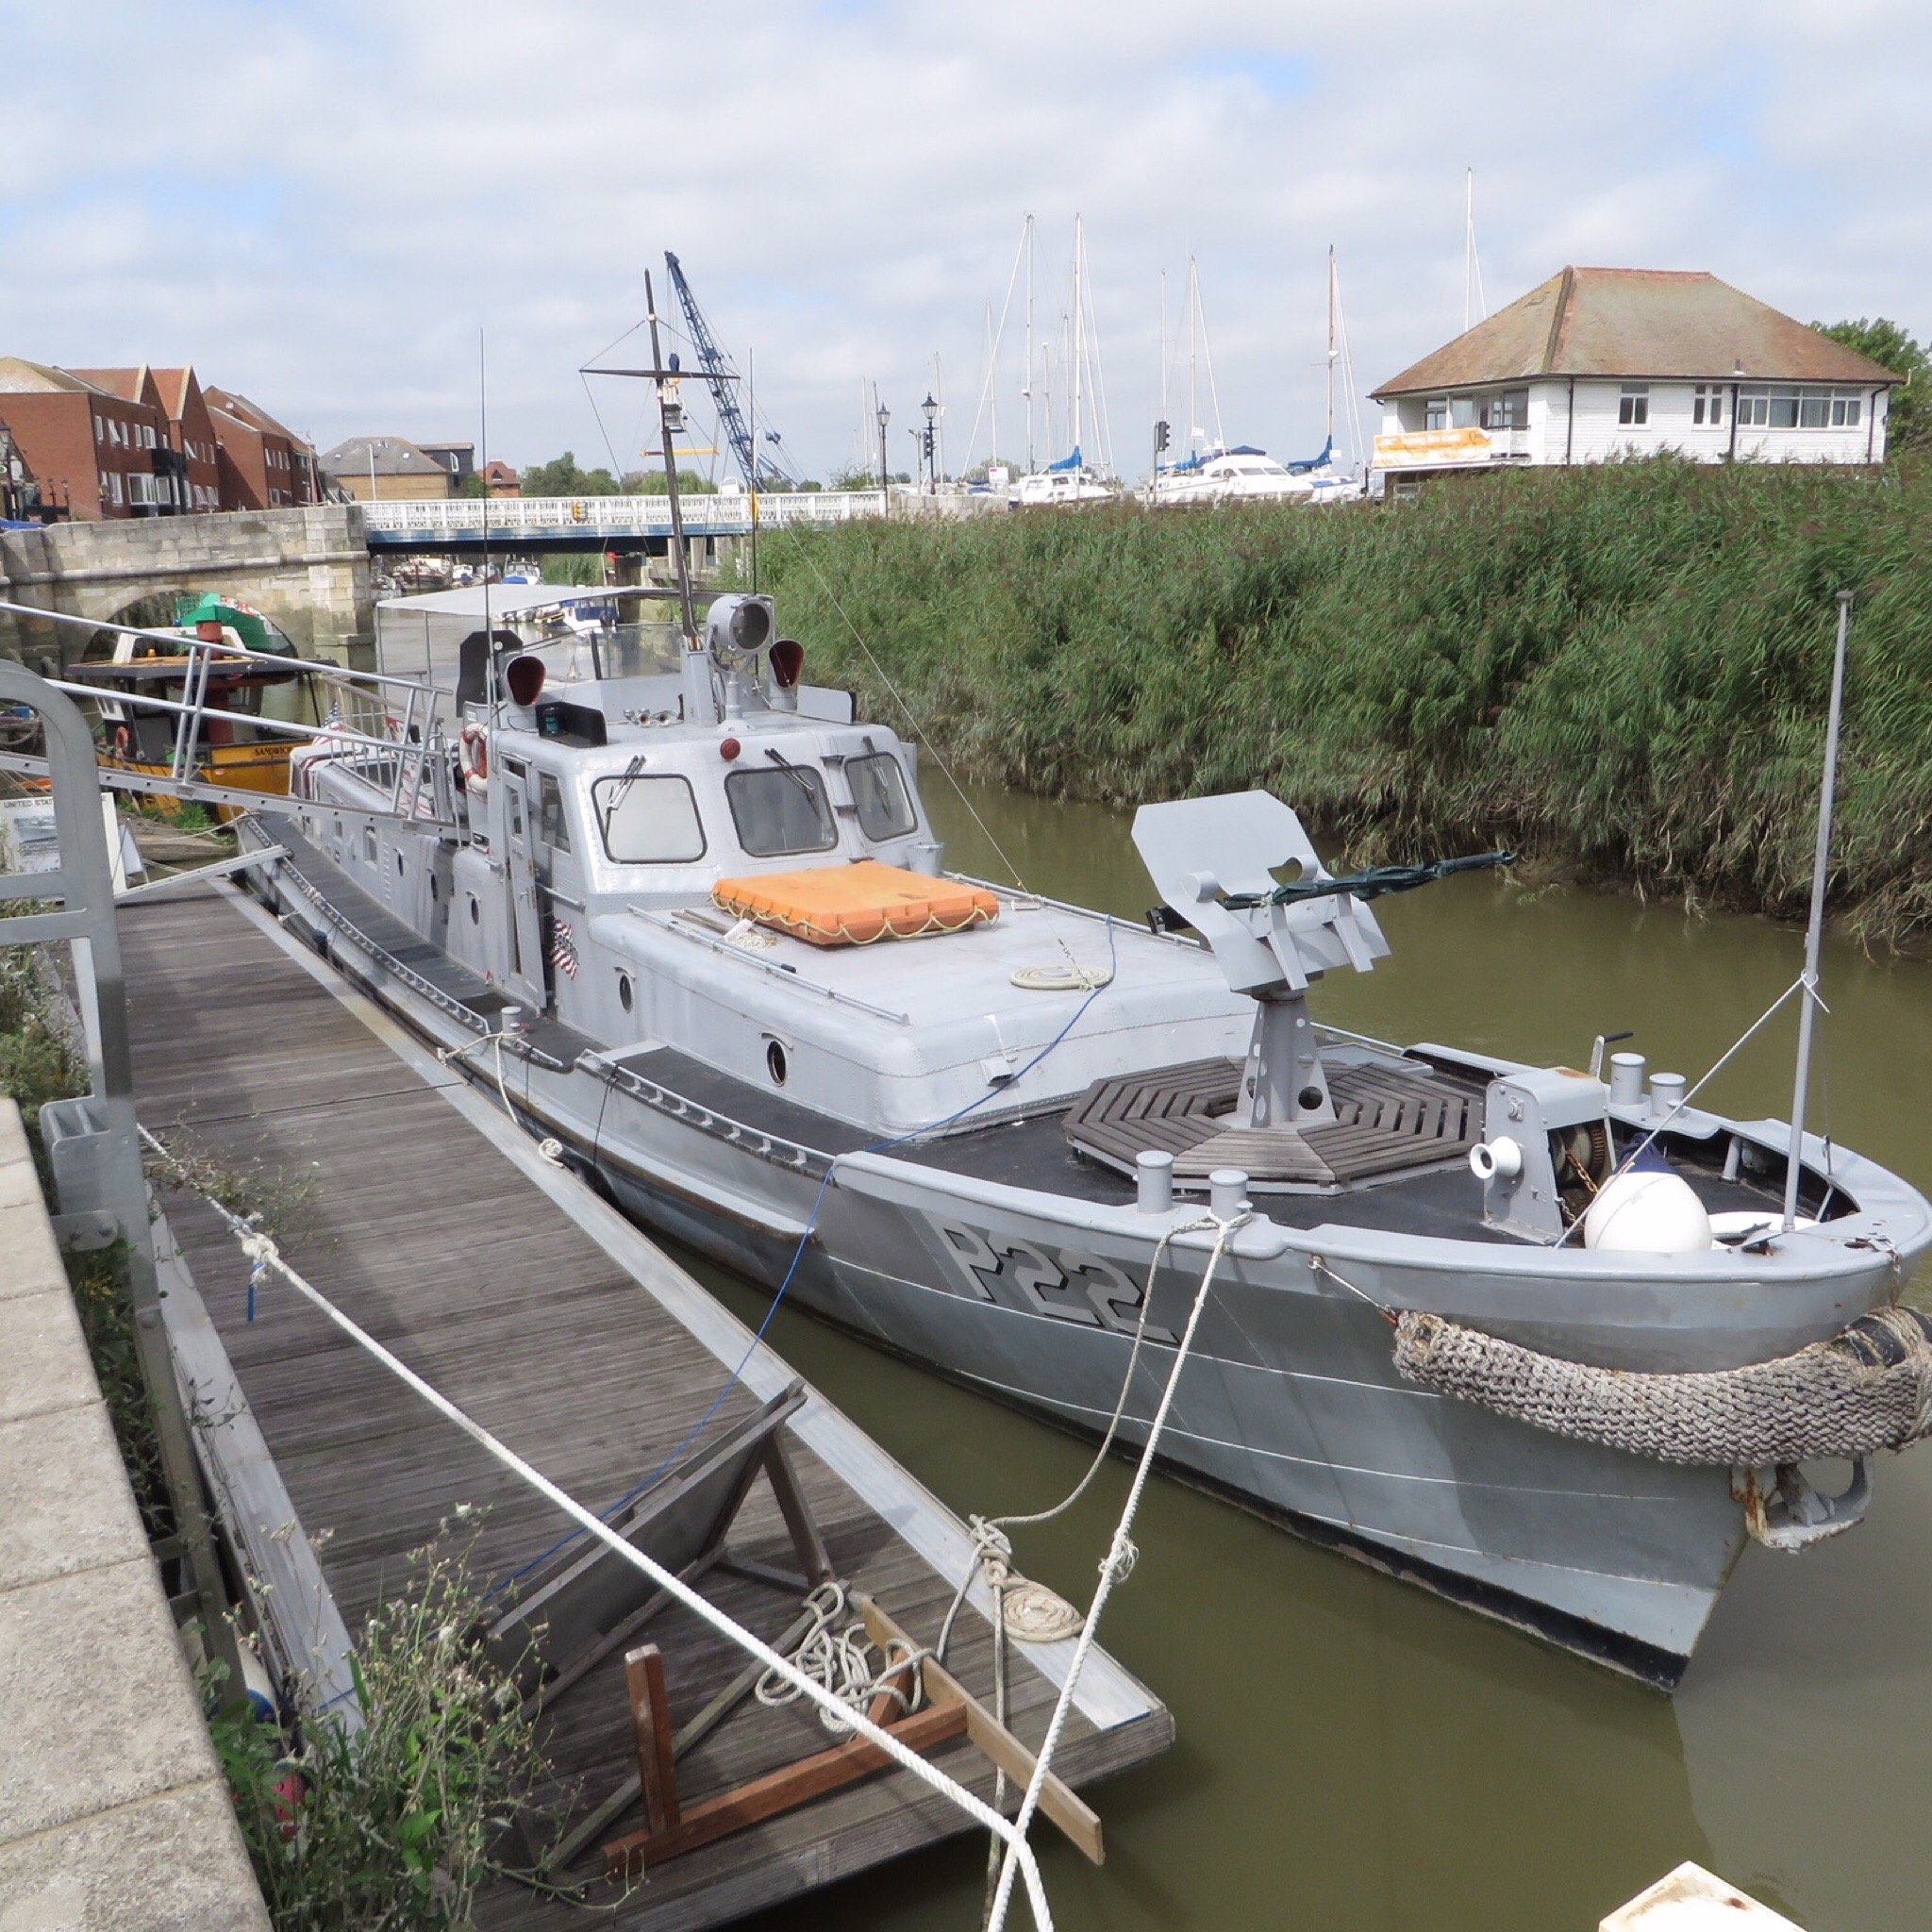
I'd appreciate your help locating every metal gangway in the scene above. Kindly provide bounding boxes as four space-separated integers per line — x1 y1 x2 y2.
0 598 460 832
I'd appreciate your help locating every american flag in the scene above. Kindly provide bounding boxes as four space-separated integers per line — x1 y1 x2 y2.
550 916 579 980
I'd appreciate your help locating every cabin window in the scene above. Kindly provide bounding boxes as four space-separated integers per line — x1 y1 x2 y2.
725 764 837 858
593 773 707 863
1618 385 1650 426
847 752 916 841
536 771 573 853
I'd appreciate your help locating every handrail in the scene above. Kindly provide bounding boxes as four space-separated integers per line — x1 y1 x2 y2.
361 491 997 534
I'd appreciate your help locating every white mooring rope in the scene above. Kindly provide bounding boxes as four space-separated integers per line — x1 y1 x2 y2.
976 1207 1250 1932
142 1125 1059 1930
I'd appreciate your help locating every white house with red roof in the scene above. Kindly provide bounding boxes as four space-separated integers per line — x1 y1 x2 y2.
1371 268 1899 485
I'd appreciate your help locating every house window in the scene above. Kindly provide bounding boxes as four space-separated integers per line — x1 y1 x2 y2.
1618 384 1650 426
92 414 104 443
1449 395 1478 429
107 472 124 505
1693 385 1724 425
98 470 110 499
1424 396 1449 431
1480 390 1529 430
1831 391 1862 427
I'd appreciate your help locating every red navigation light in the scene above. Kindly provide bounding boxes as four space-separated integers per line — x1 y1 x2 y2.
770 638 805 690
720 736 741 760
505 654 546 707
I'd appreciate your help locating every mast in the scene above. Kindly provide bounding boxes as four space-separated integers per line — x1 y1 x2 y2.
986 299 998 474
1326 243 1337 448
1783 591 1855 1231
1071 214 1084 463
1023 214 1036 474
641 269 710 724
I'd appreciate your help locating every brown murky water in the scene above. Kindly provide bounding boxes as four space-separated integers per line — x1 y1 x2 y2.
697 781 1932 1932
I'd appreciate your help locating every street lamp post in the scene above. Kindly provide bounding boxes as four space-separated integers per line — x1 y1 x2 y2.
875 401 891 518
921 391 939 493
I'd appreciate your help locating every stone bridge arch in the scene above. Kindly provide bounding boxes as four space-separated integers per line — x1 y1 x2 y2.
0 507 372 672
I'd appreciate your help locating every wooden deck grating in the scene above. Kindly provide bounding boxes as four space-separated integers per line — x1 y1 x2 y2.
119 891 1170 1930
1065 1053 1483 1189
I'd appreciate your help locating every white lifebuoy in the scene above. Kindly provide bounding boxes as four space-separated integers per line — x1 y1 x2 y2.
459 723 489 790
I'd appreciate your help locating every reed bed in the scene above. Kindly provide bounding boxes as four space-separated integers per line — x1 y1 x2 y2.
754 460 1932 944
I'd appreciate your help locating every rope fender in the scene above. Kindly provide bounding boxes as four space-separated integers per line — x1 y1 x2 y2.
1393 1306 1932 1466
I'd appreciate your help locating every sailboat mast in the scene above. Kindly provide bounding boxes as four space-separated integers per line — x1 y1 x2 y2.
1187 257 1198 452
1327 243 1337 446
1024 214 1036 474
1072 214 1084 462
986 300 998 474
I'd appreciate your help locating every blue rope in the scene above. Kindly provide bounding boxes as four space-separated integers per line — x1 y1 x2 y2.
488 916 1120 1596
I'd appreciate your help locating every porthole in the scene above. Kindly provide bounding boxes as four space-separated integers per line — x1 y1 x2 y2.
765 1040 788 1087
617 973 634 1014
468 896 480 926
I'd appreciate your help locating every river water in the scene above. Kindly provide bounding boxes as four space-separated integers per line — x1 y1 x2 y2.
696 780 1932 1932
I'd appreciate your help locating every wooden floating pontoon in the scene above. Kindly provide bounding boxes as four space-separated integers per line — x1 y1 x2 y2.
122 888 1171 1930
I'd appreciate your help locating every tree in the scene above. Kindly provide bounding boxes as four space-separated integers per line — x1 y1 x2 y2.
1812 317 1928 454
453 472 489 498
518 451 624 496
635 468 719 496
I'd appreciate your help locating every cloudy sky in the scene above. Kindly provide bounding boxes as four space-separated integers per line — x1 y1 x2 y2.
5 1 1924 482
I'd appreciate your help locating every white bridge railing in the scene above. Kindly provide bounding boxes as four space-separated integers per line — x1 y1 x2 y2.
360 491 1002 538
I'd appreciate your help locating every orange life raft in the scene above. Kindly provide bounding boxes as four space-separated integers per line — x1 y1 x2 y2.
713 860 1000 947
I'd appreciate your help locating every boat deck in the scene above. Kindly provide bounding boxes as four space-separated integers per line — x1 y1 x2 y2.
120 890 1171 1930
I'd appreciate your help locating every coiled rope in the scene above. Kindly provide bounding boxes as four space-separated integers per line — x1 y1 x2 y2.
754 1581 926 1735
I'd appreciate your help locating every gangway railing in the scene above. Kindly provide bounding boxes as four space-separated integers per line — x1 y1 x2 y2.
0 599 460 828
0 658 244 1692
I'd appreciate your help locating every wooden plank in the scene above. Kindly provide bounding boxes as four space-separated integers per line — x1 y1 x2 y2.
625 1645 681 1837
856 1593 1105 1867
603 1699 971 1878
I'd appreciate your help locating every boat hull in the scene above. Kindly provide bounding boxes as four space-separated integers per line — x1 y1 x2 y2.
258 856 1913 1686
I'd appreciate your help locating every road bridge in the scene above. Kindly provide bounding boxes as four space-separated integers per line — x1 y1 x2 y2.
361 488 996 554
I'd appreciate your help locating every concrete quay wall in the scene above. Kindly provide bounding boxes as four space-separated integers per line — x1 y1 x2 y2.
0 1100 269 1932
0 506 373 667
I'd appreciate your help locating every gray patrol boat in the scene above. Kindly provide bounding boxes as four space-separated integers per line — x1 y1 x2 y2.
225 545 1932 1688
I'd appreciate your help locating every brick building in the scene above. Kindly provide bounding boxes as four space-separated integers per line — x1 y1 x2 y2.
481 458 520 497
204 387 320 510
0 357 174 519
0 357 317 520
150 368 224 512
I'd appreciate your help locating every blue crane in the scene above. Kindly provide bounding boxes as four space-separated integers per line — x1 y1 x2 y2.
662 252 798 490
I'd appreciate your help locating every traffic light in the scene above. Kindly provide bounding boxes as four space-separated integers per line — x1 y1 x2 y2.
1155 419 1171 453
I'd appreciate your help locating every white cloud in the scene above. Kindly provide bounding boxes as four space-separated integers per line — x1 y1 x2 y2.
3 0 1927 478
